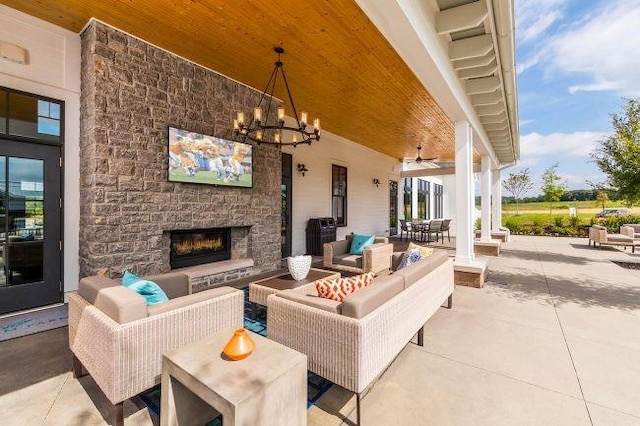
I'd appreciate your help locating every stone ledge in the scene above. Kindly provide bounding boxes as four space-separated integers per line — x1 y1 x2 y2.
475 230 510 242
454 259 488 288
175 259 255 293
474 240 501 257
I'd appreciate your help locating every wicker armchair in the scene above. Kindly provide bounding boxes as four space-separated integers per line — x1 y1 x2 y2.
69 272 244 426
323 235 393 275
588 225 636 252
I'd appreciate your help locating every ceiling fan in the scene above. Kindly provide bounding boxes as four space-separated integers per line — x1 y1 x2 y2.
404 145 438 164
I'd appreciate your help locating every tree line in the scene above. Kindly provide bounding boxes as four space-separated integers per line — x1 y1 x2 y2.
500 98 640 214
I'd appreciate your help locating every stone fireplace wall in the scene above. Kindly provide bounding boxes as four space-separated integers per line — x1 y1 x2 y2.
79 21 281 278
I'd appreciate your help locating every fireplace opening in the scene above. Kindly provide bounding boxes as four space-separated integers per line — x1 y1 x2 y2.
170 228 231 269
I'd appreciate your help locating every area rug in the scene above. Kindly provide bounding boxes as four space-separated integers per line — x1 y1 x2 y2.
139 286 334 423
0 304 68 342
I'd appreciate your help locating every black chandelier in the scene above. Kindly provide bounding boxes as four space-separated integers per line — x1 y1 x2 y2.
233 47 320 147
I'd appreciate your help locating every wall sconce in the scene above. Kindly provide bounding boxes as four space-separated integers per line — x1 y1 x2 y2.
373 178 381 187
297 163 309 177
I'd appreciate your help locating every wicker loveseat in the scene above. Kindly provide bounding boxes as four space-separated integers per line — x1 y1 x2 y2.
268 249 454 425
323 235 393 275
69 271 244 426
588 225 636 253
621 224 640 241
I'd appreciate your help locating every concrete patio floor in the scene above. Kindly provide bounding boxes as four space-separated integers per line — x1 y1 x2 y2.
1 235 640 425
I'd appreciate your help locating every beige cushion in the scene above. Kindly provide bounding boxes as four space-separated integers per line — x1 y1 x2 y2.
333 254 363 269
145 272 190 299
147 286 237 316
93 286 148 324
326 239 351 256
341 273 404 319
277 290 342 314
78 276 119 305
607 234 634 243
393 250 449 289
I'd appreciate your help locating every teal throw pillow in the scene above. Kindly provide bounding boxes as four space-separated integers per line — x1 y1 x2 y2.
350 234 375 255
121 271 169 305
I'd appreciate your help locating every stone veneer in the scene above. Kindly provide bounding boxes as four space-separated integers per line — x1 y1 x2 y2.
79 21 281 278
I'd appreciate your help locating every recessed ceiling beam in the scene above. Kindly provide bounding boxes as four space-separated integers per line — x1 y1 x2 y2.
452 52 496 70
436 1 489 35
458 59 498 80
480 114 507 124
483 122 509 131
471 91 502 106
476 103 504 116
449 34 493 61
466 76 500 94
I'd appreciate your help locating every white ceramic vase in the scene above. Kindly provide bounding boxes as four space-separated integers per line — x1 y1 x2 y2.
287 255 312 281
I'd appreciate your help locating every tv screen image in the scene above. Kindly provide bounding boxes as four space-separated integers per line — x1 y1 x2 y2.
168 127 253 188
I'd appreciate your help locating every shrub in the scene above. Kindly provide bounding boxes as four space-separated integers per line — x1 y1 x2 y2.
554 216 564 227
569 215 580 228
504 217 523 233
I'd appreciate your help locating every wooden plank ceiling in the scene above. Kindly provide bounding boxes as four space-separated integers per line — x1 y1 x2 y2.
2 0 459 162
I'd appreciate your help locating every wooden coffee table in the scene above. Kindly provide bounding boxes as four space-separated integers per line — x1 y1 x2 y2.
248 268 340 318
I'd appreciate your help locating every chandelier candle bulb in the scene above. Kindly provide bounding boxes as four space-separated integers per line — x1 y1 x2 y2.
292 134 298 143
256 130 263 140
314 118 320 131
274 132 281 143
254 107 262 123
278 107 285 122
237 112 245 125
300 111 308 126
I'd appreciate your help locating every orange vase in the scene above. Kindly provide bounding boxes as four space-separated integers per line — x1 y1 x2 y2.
222 328 255 361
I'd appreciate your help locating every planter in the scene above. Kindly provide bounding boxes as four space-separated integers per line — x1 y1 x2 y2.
287 255 312 281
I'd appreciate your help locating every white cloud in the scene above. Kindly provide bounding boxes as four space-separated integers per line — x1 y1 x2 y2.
519 131 606 166
515 0 566 74
519 118 533 127
549 0 640 95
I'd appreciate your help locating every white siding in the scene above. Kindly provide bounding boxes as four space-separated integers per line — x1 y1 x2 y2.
0 5 81 298
282 131 400 256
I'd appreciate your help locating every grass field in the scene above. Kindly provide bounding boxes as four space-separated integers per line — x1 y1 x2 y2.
169 169 252 187
501 200 640 216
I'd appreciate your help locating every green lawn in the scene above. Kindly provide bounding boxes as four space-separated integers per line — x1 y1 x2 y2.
169 169 252 187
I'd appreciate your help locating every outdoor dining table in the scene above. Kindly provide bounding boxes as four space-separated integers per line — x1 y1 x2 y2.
409 220 435 242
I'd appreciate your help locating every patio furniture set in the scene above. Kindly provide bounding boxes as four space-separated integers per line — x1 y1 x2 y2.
399 218 452 243
68 235 455 426
588 223 640 253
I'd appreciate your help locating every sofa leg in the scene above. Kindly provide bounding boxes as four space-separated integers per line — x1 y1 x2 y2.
112 402 124 426
356 393 361 426
417 326 424 347
447 294 453 309
72 354 85 378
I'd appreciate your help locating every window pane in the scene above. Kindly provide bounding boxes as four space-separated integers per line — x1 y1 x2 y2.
9 92 61 142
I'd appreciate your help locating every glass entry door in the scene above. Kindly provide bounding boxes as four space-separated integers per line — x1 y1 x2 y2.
0 139 61 314
389 180 398 236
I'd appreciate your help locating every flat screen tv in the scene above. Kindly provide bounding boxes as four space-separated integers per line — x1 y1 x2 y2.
168 126 253 188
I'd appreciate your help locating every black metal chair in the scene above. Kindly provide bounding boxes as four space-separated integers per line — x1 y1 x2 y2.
399 219 413 241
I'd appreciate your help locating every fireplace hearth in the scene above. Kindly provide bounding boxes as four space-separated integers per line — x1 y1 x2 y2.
170 228 231 269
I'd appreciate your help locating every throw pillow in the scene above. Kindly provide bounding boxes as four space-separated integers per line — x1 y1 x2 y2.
121 271 169 305
349 234 375 255
407 242 434 258
397 248 424 270
316 272 374 302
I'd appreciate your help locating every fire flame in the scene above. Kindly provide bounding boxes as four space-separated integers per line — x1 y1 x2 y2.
173 236 224 255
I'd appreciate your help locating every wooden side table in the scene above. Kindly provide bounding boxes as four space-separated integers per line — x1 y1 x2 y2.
161 327 307 426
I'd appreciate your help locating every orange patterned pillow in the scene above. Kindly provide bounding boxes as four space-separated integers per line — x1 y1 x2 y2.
316 273 375 302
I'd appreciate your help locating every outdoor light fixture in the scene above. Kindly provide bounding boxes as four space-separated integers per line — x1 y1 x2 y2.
373 178 381 187
297 163 309 176
233 47 320 147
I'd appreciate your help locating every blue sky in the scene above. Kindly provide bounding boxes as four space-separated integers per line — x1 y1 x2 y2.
512 0 640 195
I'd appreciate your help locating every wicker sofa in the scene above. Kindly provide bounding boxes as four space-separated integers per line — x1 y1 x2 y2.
268 249 454 425
588 225 636 253
323 235 393 275
69 271 244 426
621 224 640 241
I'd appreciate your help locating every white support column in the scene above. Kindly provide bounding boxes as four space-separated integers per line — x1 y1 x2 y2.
454 121 475 264
480 156 492 241
491 169 502 231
